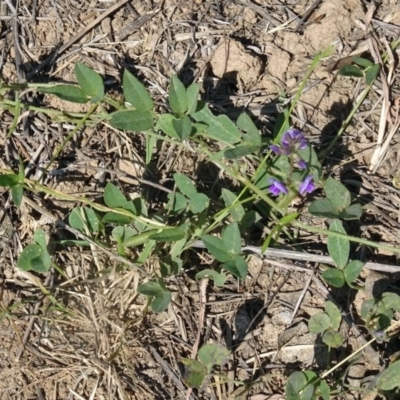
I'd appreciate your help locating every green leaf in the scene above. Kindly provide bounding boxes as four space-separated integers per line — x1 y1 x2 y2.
156 114 187 140
241 210 261 229
151 291 172 313
221 222 241 255
69 207 100 232
149 226 187 242
191 101 216 125
339 203 363 220
344 260 364 285
376 360 400 390
352 57 374 68
161 258 183 277
285 371 314 400
308 199 340 218
186 82 200 115
17 161 24 183
34 229 48 252
110 110 154 132
112 226 137 242
170 256 183 274
236 112 261 146
122 200 137 215
377 309 392 331
31 253 52 273
274 109 290 140
170 238 187 258
308 312 331 334
224 145 259 159
180 358 206 388
198 343 230 373
189 193 209 214
103 182 127 208
206 115 241 144
298 145 322 181
123 70 154 111
279 212 299 226
381 292 400 312
172 115 192 140
321 268 345 288
11 184 23 207
328 219 349 269
173 173 197 197
202 234 231 263
167 192 187 213
138 240 157 264
317 380 330 400
137 281 164 297
0 173 19 187
122 230 158 248
145 134 156 164
324 301 341 330
365 64 380 85
156 113 181 139
221 189 245 222
361 298 376 320
102 212 131 225
338 65 363 78
195 269 227 286
322 329 343 348
169 75 187 115
324 177 351 210
17 243 51 273
74 62 104 103
38 85 88 103
191 122 208 136
223 255 247 279
69 208 85 230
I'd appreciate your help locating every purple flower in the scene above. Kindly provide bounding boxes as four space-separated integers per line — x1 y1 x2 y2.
269 128 308 156
269 144 290 155
295 158 307 170
299 175 315 195
282 129 308 150
268 178 289 196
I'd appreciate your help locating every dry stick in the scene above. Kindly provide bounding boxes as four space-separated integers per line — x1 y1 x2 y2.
30 0 38 21
15 274 52 362
294 0 324 32
11 10 31 137
116 12 158 41
371 39 399 172
186 279 208 400
26 0 130 80
190 240 400 273
148 346 188 393
288 271 313 325
366 4 393 172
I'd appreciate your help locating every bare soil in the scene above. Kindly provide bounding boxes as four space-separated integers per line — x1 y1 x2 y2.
1 0 400 399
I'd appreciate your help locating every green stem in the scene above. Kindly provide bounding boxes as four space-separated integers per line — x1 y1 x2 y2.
319 82 374 161
7 92 21 137
2 98 107 120
292 220 400 255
